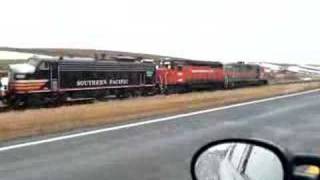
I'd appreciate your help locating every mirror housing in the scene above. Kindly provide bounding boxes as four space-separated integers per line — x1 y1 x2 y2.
191 138 293 180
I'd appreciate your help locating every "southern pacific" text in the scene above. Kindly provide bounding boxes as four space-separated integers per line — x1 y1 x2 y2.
76 79 129 87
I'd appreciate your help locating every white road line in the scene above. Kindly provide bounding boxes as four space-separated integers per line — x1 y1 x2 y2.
0 88 319 152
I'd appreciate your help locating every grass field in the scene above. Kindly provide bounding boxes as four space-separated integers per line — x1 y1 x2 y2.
0 82 319 142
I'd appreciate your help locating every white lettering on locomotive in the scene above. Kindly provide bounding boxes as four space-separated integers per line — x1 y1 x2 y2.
109 79 129 85
76 79 128 87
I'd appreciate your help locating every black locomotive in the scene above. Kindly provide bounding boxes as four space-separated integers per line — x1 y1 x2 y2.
3 58 156 106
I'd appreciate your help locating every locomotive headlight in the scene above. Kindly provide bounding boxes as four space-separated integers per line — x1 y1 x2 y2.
0 90 6 97
0 77 8 97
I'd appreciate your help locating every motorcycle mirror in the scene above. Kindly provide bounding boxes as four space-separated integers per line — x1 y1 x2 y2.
191 139 292 180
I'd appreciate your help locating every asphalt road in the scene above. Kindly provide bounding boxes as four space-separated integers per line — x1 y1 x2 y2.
0 91 320 180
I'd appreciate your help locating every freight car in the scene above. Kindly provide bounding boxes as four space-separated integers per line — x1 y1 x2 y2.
156 59 225 94
1 57 156 106
224 62 268 88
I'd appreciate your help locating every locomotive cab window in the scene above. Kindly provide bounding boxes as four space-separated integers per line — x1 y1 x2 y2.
177 66 183 71
163 61 172 69
165 65 172 69
39 62 49 70
28 59 40 66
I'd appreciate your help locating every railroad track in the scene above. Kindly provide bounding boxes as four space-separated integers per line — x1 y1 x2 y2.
0 80 319 113
0 95 129 112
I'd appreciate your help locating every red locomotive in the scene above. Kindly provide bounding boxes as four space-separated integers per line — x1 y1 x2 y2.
156 60 225 93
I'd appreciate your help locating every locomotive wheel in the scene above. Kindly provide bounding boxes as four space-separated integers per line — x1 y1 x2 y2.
132 89 142 97
11 97 27 109
164 86 175 94
115 89 130 99
224 78 229 89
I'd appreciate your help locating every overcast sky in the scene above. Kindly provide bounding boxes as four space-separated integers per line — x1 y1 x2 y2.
1 0 320 64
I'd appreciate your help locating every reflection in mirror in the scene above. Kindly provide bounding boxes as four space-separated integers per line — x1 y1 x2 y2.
295 165 320 179
195 142 284 180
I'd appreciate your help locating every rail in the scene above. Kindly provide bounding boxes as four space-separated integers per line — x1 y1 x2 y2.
0 79 320 111
269 79 320 85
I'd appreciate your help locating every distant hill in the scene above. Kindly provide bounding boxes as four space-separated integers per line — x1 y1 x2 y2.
255 62 320 83
0 46 193 71
0 47 189 62
0 59 27 71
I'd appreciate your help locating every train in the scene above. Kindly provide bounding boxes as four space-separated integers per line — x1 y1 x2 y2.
0 57 267 107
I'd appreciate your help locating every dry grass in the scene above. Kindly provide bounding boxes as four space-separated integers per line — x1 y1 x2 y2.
0 82 319 141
